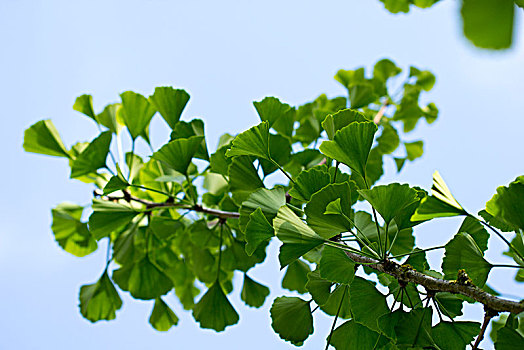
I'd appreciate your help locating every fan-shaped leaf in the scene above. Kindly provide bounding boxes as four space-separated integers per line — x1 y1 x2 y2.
486 177 524 232
239 186 286 231
73 94 96 121
359 183 419 225
270 296 313 346
282 259 311 294
152 136 204 175
321 109 368 140
51 203 97 257
226 122 270 160
120 91 157 140
23 119 71 158
319 245 355 285
241 274 270 308
71 131 112 178
192 282 239 332
79 271 122 322
149 86 190 129
149 298 179 331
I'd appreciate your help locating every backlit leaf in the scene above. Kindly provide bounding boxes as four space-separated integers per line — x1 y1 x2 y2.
71 131 112 178
270 296 313 346
23 119 71 158
226 122 270 160
51 202 97 257
192 282 239 332
79 271 122 322
149 298 179 331
241 274 270 308
120 91 157 140
149 86 190 129
152 136 204 175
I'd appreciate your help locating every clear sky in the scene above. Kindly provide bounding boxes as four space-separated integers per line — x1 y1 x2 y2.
1 1 523 349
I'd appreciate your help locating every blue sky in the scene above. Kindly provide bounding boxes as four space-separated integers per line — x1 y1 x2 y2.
1 1 523 349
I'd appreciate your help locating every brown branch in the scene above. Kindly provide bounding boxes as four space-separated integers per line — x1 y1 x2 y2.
373 100 390 124
343 251 524 314
472 308 498 349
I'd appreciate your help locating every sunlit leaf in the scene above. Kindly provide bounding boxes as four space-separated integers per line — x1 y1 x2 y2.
359 183 419 225
152 136 204 175
51 202 97 257
149 298 179 331
79 271 122 322
23 119 71 158
73 94 96 121
226 122 270 160
486 177 524 231
149 86 190 129
120 91 157 140
288 166 331 202
192 282 239 332
71 131 112 178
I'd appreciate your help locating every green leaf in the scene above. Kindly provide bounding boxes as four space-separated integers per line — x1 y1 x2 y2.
239 186 286 231
411 171 467 221
113 256 173 300
486 177 524 231
458 216 489 253
71 131 112 178
434 292 464 318
379 308 436 347
225 122 270 160
97 103 122 134
270 296 313 346
120 91 157 140
382 0 410 13
227 156 264 202
349 277 389 332
73 94 96 121
461 0 514 50
170 119 209 161
88 200 139 240
282 259 311 294
149 298 179 331
253 96 292 128
51 203 97 257
373 58 402 81
305 182 358 238
192 282 239 332
495 326 524 349
152 136 204 175
319 245 355 285
349 82 379 109
319 284 351 319
330 320 387 350
410 66 437 91
405 140 424 161
359 183 419 225
23 119 71 158
442 232 492 286
274 206 325 268
244 208 274 256
240 274 270 308
79 271 122 322
305 269 332 306
319 121 378 179
321 109 368 140
376 124 400 155
259 134 292 176
103 175 129 195
149 86 190 129
288 166 331 202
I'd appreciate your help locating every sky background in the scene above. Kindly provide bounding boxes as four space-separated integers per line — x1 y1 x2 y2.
1 0 523 349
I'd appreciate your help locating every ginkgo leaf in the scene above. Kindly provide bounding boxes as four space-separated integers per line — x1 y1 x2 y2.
170 119 209 161
282 259 311 294
192 282 239 332
225 122 270 160
152 136 204 175
432 321 480 350
373 58 402 82
330 320 387 350
88 200 139 240
149 86 190 129
458 216 489 253
411 171 467 221
442 232 492 286
253 96 292 128
73 94 96 121
270 296 313 346
240 274 270 308
349 277 389 332
244 208 274 256
359 183 419 225
239 186 286 231
319 121 378 179
112 256 173 300
97 103 122 134
321 108 367 140
288 166 331 202
305 182 358 238
120 91 157 140
319 245 355 285
149 298 179 331
227 156 264 204
23 119 71 158
274 206 325 268
51 202 97 257
70 131 112 178
494 326 524 349
379 308 437 348
485 177 524 232
103 175 129 195
79 271 122 322
405 140 424 161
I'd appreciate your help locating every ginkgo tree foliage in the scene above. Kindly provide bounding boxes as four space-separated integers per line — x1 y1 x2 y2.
23 58 524 349
379 0 523 50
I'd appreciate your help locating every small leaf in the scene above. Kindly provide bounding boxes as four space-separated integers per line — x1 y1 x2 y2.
442 232 492 286
411 171 467 221
373 58 402 81
409 66 436 91
253 96 292 128
239 186 286 231
306 269 332 306
97 103 122 134
88 200 139 240
244 208 274 256
282 259 311 294
149 86 190 129
112 256 173 300
319 245 355 285
319 121 378 179
376 124 400 155
71 131 112 178
274 206 325 268
321 108 368 140
23 119 71 158
405 140 424 161
73 94 96 121
103 176 129 195
120 91 157 140
227 156 264 203
270 296 313 346
192 282 239 332
458 216 489 253
226 122 270 160
241 274 270 308
434 293 464 318
149 298 179 331
79 271 122 322
359 183 419 225
152 136 204 175
461 0 514 50
288 166 331 202
170 119 209 161
51 203 97 257
486 177 524 232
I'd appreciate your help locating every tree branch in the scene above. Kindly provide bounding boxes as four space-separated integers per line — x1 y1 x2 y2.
472 308 497 350
343 250 524 314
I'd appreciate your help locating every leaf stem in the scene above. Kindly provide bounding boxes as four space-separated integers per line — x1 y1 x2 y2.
325 285 347 350
479 218 524 262
491 264 523 269
216 223 224 282
332 161 339 183
389 246 446 260
270 158 295 185
127 140 135 182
